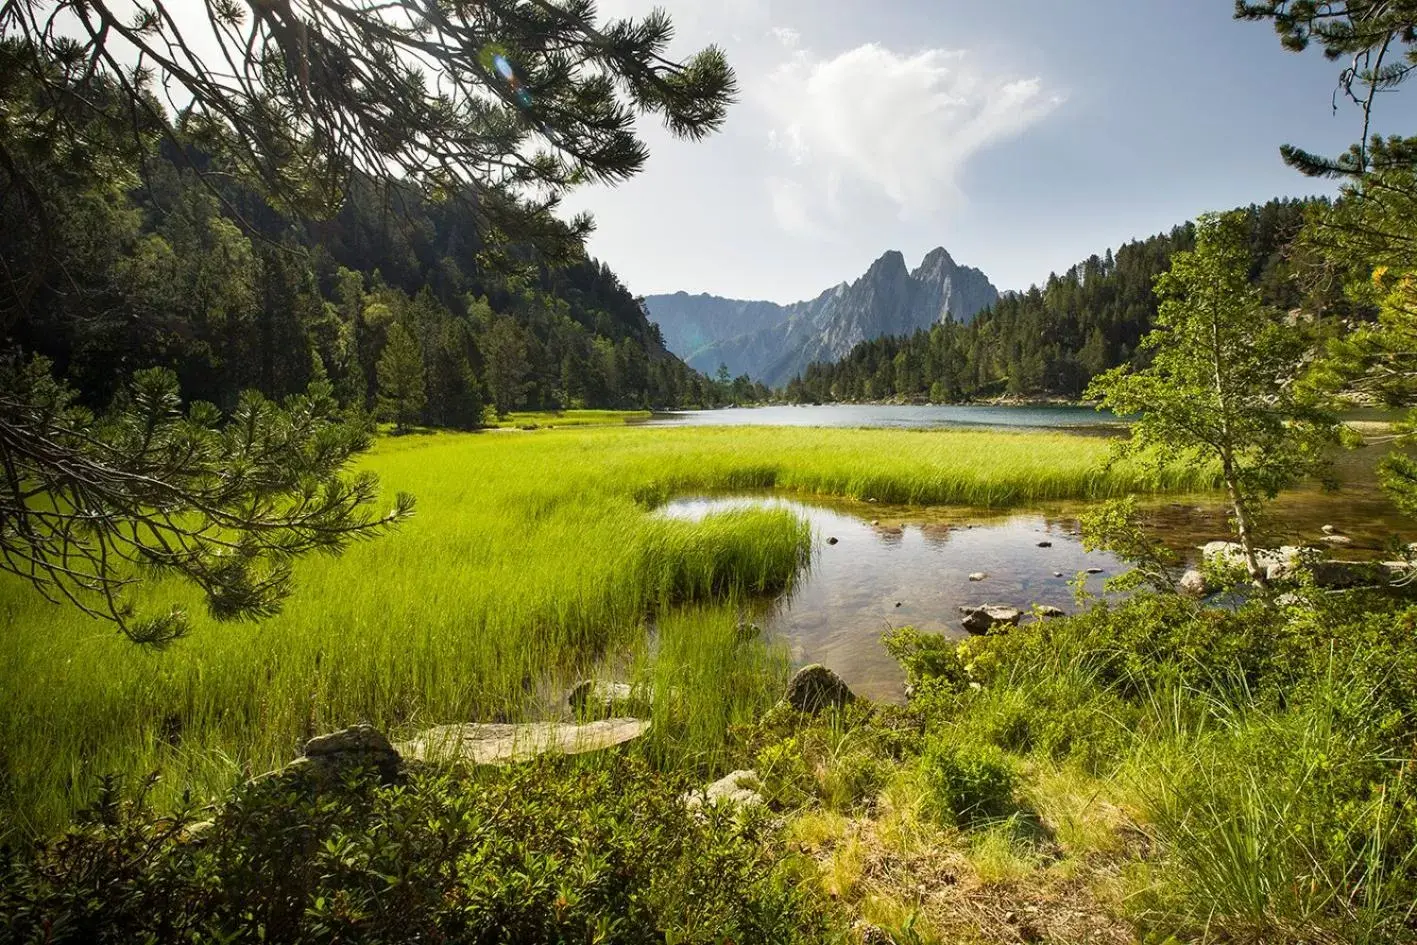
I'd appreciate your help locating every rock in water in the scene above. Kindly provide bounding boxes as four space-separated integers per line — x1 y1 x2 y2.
959 605 1022 634
1322 524 1338 535
684 769 763 811
785 664 856 713
1086 567 1104 575
1034 605 1066 618
1321 534 1353 547
968 572 987 582
1178 569 1208 598
826 536 839 545
396 719 650 764
1037 540 1053 548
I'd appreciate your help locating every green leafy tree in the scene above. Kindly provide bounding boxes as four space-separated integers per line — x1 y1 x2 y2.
1086 211 1340 582
375 322 427 433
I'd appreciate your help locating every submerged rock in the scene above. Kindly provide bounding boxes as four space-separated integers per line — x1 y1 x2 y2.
684 769 763 811
785 664 856 713
396 719 650 764
960 605 1022 634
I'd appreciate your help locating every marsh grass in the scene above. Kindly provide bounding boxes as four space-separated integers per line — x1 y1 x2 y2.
1 425 1215 835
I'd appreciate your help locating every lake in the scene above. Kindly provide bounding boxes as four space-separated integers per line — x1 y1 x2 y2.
635 403 1120 431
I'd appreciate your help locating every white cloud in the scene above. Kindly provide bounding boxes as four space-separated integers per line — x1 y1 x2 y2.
770 26 800 49
758 43 1063 231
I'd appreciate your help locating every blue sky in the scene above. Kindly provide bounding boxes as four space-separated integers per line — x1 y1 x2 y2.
563 0 1417 302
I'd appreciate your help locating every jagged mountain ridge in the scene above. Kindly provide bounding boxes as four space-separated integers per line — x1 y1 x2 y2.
644 247 999 387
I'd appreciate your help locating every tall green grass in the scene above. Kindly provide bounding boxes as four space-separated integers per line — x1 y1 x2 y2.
0 425 1214 835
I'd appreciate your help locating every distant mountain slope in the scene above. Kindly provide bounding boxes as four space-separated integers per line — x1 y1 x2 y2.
644 247 998 387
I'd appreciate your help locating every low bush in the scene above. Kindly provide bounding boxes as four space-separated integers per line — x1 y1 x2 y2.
920 737 1018 828
0 756 840 945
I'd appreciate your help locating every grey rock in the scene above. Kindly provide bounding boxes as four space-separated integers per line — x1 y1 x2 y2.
1321 534 1354 547
826 536 839 545
1086 567 1104 575
960 605 1022 635
1178 569 1208 598
785 663 856 713
1034 605 1066 618
1037 540 1053 548
1322 524 1338 535
685 769 763 811
274 723 404 784
396 719 651 764
968 572 987 582
567 680 647 717
1053 571 1064 578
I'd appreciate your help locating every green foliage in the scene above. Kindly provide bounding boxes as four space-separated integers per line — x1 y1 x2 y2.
1078 497 1182 593
896 590 1417 941
920 737 1018 828
1087 210 1340 580
0 756 836 945
0 356 412 645
374 323 427 433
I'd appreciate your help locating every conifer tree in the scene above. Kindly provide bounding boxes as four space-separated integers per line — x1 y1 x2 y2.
376 322 427 434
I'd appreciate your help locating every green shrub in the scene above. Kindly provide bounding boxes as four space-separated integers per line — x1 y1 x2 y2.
0 757 840 945
921 738 1018 828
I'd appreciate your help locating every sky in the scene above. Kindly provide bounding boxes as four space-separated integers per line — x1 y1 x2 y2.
561 0 1417 303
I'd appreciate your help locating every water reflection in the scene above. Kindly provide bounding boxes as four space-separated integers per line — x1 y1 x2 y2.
661 495 1127 702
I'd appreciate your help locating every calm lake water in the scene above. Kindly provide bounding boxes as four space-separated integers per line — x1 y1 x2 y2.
648 407 1413 702
635 403 1120 431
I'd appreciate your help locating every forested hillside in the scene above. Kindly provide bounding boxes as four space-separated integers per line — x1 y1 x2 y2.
4 97 736 425
785 199 1330 403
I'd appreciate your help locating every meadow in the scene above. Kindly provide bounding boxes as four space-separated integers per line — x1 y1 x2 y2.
0 424 1218 835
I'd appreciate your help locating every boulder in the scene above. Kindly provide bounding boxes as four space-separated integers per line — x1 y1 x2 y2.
396 718 651 764
1178 569 1208 598
1321 534 1354 547
960 605 1022 635
1034 605 1066 618
1322 524 1339 535
1085 567 1104 575
826 536 839 545
684 769 763 811
785 663 856 713
567 680 648 717
1306 560 1386 589
1202 542 1304 573
1036 540 1053 548
1053 571 1064 578
968 572 987 582
300 723 402 781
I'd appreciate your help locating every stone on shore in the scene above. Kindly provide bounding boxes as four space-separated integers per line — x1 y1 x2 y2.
396 719 651 764
684 769 763 811
785 664 856 713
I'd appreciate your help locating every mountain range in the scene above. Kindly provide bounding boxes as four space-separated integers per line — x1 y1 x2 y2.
643 248 999 388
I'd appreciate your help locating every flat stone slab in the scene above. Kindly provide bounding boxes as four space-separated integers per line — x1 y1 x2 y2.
396 718 650 764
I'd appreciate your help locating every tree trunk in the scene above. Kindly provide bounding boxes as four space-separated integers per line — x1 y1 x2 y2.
1221 452 1265 585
